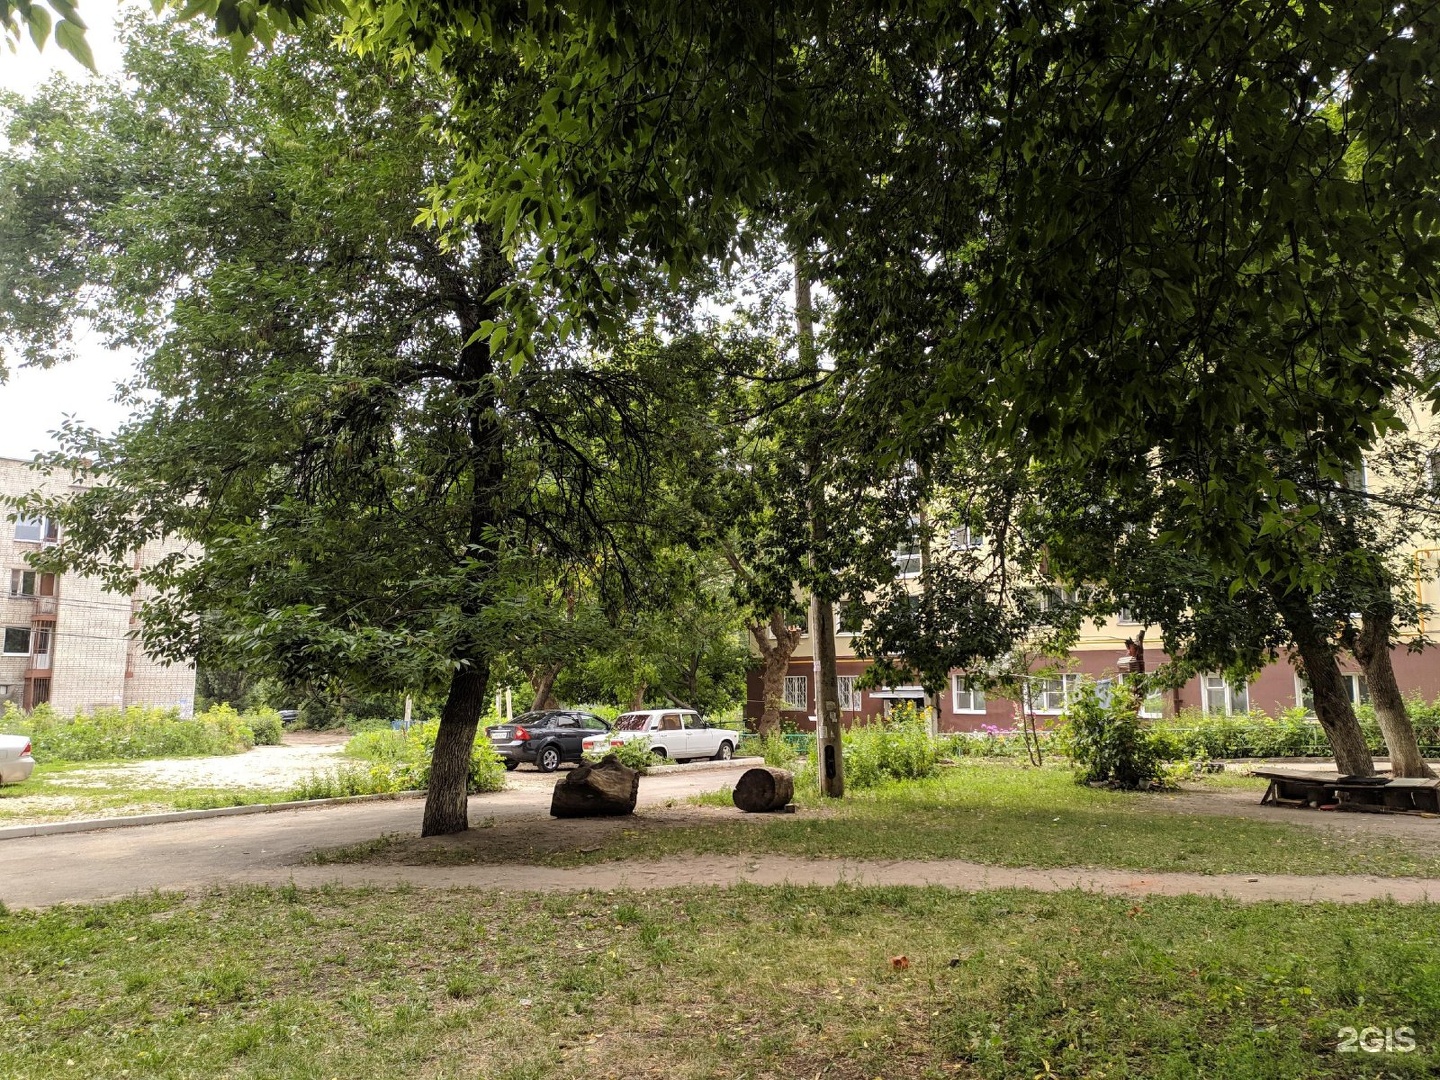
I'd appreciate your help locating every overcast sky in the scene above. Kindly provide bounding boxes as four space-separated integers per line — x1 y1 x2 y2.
0 2 135 461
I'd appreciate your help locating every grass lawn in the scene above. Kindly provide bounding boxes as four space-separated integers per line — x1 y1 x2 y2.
324 762 1440 879
1 883 1437 1079
0 762 293 825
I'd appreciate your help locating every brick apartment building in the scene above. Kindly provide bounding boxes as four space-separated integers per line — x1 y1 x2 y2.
0 457 196 716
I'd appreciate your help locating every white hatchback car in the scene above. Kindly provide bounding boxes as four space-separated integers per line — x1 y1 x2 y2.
0 734 36 785
589 709 739 763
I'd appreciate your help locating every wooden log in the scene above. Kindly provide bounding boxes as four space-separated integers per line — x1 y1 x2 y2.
550 755 640 818
732 766 795 812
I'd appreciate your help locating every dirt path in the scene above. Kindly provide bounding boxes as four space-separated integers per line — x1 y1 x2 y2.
0 765 752 909
252 854 1440 905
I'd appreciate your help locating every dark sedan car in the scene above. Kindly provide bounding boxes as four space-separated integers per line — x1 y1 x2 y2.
486 710 612 772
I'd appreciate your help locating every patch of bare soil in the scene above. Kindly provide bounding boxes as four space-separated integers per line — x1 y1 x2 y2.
1151 783 1440 843
281 729 351 746
353 803 772 866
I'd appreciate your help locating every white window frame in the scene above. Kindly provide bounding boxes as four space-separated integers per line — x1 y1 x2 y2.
1200 673 1249 717
2 627 32 656
951 674 987 714
948 525 984 550
12 516 58 544
1117 607 1142 625
834 600 855 636
782 675 808 711
1295 673 1369 712
1027 673 1080 714
892 541 922 579
835 675 861 712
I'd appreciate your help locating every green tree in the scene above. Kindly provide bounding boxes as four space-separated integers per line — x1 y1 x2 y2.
0 17 709 834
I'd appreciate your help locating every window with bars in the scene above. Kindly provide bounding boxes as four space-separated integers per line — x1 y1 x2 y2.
782 675 808 711
836 675 861 712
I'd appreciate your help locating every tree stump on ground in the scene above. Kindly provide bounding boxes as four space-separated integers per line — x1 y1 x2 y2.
550 754 639 818
733 767 794 812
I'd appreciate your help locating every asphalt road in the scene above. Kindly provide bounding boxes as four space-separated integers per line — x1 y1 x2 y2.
1 765 751 910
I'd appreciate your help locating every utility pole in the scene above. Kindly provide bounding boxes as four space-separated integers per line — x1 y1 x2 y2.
796 248 844 798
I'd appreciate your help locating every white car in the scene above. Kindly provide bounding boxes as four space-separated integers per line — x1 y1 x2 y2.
589 709 739 763
0 735 35 785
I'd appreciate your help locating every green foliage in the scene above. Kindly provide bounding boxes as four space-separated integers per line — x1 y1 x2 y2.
2 701 281 762
737 731 798 769
246 708 283 746
842 704 939 789
287 766 407 801
585 739 655 774
1059 684 1166 789
340 721 505 794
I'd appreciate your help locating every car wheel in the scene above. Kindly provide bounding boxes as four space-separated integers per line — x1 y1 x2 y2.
504 760 519 771
649 747 667 761
714 741 734 761
536 745 562 772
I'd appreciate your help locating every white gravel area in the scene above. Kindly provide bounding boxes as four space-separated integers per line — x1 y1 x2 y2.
66 742 350 790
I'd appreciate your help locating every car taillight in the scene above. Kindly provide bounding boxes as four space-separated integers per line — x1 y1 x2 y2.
610 739 623 748
514 726 530 741
22 741 31 756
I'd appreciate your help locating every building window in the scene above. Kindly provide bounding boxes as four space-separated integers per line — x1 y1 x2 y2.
1343 464 1368 493
835 600 857 636
948 525 984 550
836 676 861 712
1117 607 1142 625
1201 674 1250 716
3 627 31 656
892 540 922 578
1027 673 1080 714
13 516 58 544
9 570 55 598
952 675 986 714
1296 674 1369 712
1029 586 1080 612
783 675 808 711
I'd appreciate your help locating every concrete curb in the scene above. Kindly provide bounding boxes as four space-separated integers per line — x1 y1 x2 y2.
644 756 764 776
0 790 427 842
0 758 761 842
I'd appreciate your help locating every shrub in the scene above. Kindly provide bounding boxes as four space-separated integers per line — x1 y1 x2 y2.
1059 684 1166 789
336 720 505 794
6 701 257 762
738 731 798 770
246 708 284 746
586 738 655 773
843 703 939 789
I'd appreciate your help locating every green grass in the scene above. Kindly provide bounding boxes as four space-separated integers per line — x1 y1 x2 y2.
1 883 1437 1078
555 763 1440 878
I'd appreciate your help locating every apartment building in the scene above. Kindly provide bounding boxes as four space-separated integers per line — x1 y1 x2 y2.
745 479 1440 734
0 457 196 716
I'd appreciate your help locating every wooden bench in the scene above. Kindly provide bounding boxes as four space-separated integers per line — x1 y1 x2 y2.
1254 770 1440 816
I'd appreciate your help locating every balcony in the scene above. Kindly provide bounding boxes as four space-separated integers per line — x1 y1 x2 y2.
32 596 57 618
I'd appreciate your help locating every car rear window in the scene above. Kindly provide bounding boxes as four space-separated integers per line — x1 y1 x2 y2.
615 714 650 731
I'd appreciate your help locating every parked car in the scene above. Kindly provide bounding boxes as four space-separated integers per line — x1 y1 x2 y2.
486 710 612 772
0 734 36 785
598 709 739 763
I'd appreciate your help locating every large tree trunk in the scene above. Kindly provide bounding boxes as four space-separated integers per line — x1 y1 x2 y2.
752 610 800 737
628 682 648 711
529 664 562 711
1274 588 1375 776
422 664 490 836
423 238 507 836
1355 603 1435 778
